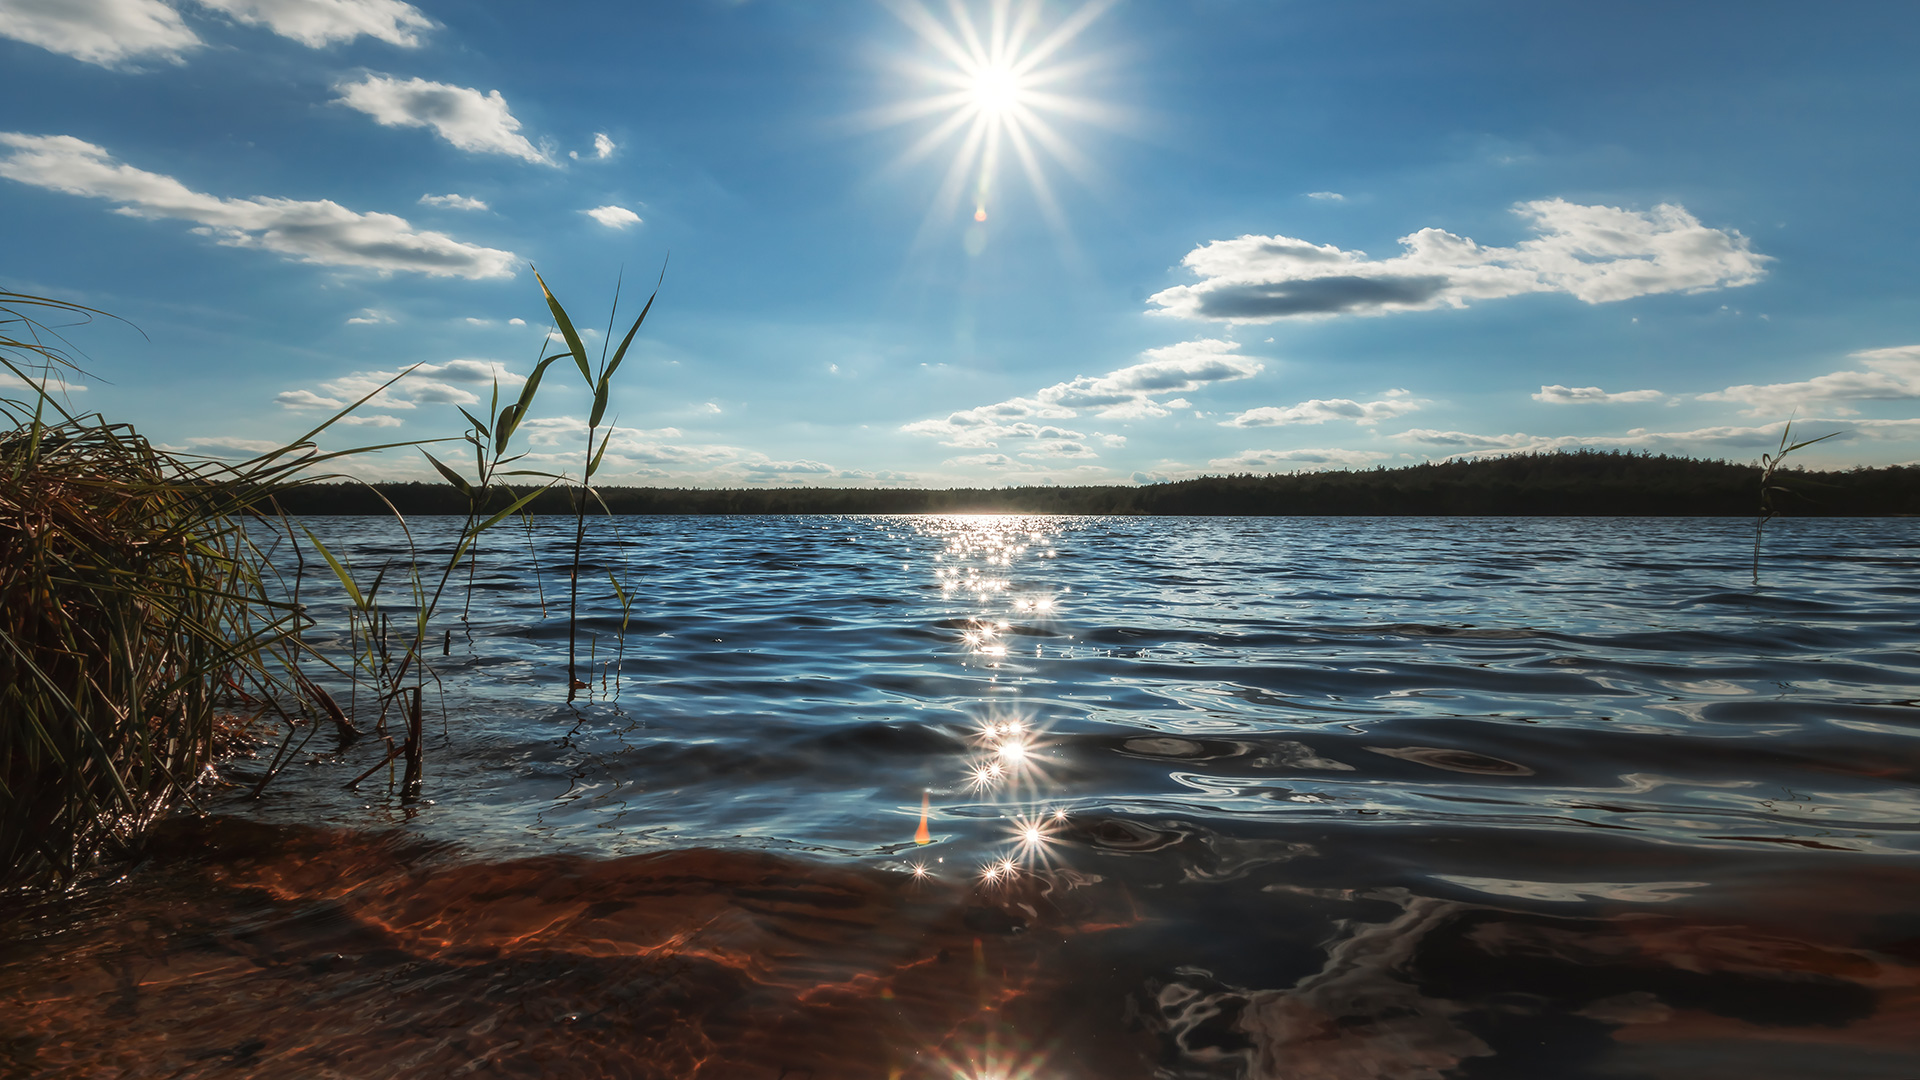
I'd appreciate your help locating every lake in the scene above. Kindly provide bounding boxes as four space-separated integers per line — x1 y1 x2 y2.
5 514 1919 1078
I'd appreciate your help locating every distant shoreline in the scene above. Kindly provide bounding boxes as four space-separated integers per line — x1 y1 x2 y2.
265 450 1920 518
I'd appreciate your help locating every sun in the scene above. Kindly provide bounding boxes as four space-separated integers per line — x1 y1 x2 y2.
873 0 1121 237
968 63 1025 116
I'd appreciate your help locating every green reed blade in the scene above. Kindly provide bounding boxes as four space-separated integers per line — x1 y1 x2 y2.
535 269 592 383
300 527 366 610
420 449 475 497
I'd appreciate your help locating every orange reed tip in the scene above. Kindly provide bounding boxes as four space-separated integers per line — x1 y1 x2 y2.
914 791 932 845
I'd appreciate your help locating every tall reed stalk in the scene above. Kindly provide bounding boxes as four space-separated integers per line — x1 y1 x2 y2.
1753 419 1835 585
535 266 660 699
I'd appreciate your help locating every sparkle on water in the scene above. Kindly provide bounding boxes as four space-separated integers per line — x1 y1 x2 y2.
6 513 1920 1078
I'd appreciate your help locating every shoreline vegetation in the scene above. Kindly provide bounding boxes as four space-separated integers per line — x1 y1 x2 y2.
0 276 653 886
271 451 1920 517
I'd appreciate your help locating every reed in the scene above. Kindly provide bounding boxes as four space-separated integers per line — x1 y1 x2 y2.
534 265 660 699
1753 419 1836 585
0 266 657 883
0 291 414 885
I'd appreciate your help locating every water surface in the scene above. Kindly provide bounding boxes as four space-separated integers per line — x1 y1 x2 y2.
5 515 1919 1078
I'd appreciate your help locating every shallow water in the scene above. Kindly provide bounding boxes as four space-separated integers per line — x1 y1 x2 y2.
5 515 1920 1078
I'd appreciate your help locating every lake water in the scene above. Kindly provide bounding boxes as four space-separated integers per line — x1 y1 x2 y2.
5 515 1920 1078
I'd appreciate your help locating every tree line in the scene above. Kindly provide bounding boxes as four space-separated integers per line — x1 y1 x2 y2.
264 450 1920 517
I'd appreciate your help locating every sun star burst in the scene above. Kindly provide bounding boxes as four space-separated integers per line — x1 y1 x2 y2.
876 0 1120 236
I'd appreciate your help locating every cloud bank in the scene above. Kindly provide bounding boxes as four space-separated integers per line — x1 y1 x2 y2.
335 75 550 164
1225 389 1422 427
1210 447 1391 471
1397 418 1920 458
1150 199 1768 322
0 132 516 277
903 339 1261 454
1532 384 1665 404
275 359 525 414
1699 345 1920 416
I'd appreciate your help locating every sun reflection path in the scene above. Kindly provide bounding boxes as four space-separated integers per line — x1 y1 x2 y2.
902 516 1091 901
874 0 1124 237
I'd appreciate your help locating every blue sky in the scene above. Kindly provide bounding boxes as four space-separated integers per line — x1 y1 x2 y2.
3 0 1918 486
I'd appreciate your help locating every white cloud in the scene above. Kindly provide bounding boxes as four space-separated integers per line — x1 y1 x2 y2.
176 435 287 457
1394 418 1920 458
585 204 641 229
739 458 834 477
1698 345 1920 416
191 0 431 47
1533 384 1665 404
0 132 516 278
1019 440 1098 460
1225 389 1424 427
592 132 615 159
1151 199 1768 322
508 317 525 326
1305 191 1345 201
335 75 550 164
945 453 1018 469
903 339 1261 447
1210 448 1391 471
345 308 392 325
273 388 344 409
0 369 86 393
0 0 201 67
275 359 524 414
419 192 487 211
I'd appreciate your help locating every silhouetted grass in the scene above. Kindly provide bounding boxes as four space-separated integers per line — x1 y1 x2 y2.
0 291 409 886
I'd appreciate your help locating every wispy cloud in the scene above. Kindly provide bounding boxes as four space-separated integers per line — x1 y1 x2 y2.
345 308 393 325
1210 447 1391 471
1151 199 1768 322
418 192 487 211
903 339 1261 449
1224 389 1423 427
1305 191 1345 201
0 132 516 278
335 75 551 164
585 204 641 229
0 370 86 393
0 0 201 68
1698 345 1920 416
1396 417 1919 458
191 0 432 47
275 359 525 415
169 435 287 458
945 452 1018 469
1533 384 1665 404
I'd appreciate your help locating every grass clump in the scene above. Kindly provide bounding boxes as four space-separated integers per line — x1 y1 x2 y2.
0 292 323 886
0 415 300 885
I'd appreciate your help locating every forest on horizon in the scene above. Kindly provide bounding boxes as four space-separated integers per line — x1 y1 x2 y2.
264 450 1920 517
